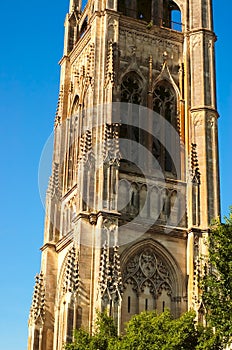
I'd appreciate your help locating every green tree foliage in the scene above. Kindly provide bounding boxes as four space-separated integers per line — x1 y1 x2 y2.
65 328 91 350
116 310 221 350
64 311 117 350
64 310 221 350
202 208 232 347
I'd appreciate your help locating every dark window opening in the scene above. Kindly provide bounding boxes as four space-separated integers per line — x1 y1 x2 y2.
137 1 151 21
128 296 131 313
163 301 165 312
118 0 182 31
118 0 151 22
77 306 82 329
145 298 148 311
80 16 88 38
66 307 74 343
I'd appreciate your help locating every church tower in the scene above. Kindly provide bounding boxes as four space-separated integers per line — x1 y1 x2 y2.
28 0 220 349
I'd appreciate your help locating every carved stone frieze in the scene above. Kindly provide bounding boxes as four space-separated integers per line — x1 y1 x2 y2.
119 27 182 68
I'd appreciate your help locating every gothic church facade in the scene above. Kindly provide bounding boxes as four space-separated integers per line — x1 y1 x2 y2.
28 0 220 349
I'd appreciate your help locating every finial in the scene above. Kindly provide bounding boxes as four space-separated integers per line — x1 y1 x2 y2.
163 51 168 62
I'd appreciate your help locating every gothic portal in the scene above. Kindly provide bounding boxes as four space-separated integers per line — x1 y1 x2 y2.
28 0 220 349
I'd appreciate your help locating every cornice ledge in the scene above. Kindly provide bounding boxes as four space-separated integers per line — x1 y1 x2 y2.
56 231 74 253
40 242 56 251
190 106 219 117
187 28 217 39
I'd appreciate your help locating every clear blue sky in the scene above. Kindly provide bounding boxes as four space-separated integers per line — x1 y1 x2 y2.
0 1 231 349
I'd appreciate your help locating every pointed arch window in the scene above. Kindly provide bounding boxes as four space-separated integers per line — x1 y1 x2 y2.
120 72 143 157
120 72 142 105
163 0 182 31
153 82 177 128
152 81 178 176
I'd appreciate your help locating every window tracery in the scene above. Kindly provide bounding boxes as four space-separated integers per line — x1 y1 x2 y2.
153 83 177 127
123 248 172 297
120 72 142 105
121 245 176 327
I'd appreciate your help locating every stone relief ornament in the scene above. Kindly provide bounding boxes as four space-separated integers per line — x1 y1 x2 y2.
123 248 172 296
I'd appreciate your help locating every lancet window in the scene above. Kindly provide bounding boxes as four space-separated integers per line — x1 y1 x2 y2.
152 81 178 175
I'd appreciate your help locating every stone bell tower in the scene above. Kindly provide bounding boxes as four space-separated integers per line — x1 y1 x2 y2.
28 0 220 349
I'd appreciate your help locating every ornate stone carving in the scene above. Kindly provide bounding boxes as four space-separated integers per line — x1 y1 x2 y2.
54 85 64 127
63 245 79 295
207 115 216 128
29 272 45 325
99 243 123 303
105 41 116 86
102 123 121 165
190 143 201 183
47 162 61 199
102 217 118 234
123 248 172 296
78 129 93 164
